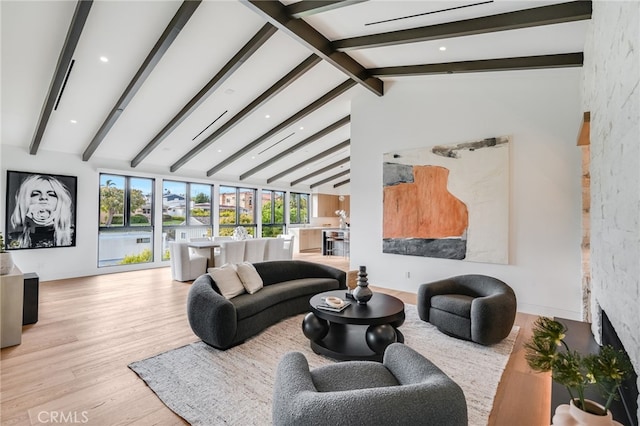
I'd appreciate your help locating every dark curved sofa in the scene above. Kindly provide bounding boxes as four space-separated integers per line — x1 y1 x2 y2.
187 260 346 349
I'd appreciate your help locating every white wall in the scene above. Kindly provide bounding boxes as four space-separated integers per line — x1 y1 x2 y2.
0 145 304 280
0 146 164 280
350 69 584 319
583 1 639 414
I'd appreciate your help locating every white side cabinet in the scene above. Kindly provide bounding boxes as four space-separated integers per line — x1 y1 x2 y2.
1 266 24 348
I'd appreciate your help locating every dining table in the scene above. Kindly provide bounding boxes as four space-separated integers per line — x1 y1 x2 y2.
187 241 220 268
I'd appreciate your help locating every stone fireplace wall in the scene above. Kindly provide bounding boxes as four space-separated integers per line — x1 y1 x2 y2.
582 0 639 419
580 145 591 323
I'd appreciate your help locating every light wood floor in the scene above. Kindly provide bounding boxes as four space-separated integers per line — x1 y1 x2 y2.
1 253 550 425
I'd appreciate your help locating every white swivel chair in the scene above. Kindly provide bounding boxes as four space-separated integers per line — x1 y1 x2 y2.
244 238 267 263
189 237 211 258
213 240 246 266
209 236 233 259
264 238 286 261
281 234 295 259
169 241 207 282
265 235 293 260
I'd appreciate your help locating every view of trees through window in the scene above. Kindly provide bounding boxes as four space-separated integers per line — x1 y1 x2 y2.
261 190 285 237
219 186 256 237
98 174 154 267
290 192 309 224
98 175 308 265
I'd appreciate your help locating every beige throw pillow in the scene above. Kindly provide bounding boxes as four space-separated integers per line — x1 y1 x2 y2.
208 264 245 299
234 262 263 294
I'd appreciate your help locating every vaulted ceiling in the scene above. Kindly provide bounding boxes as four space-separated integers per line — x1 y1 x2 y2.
0 0 590 192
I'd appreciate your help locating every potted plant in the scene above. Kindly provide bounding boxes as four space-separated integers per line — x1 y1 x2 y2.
525 317 632 425
0 232 15 275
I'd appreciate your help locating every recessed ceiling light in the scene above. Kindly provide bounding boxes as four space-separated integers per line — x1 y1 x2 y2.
70 119 77 124
299 126 304 130
224 88 235 95
265 114 270 119
217 149 222 153
439 46 447 51
251 156 256 160
99 56 109 62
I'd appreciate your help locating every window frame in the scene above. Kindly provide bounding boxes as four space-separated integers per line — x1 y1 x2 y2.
98 173 155 267
161 180 215 255
219 185 257 236
261 189 286 237
289 192 310 225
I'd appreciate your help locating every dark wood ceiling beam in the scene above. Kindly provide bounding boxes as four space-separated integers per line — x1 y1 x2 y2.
310 169 350 189
265 139 350 183
205 80 356 176
82 0 201 161
333 1 592 51
170 54 321 173
369 53 584 76
333 179 350 188
29 0 93 155
131 23 277 168
240 0 383 96
286 1 368 19
241 116 350 180
291 156 350 186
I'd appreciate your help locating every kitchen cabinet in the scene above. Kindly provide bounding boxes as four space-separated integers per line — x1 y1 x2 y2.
313 194 350 217
289 228 323 252
313 194 339 217
302 229 322 251
340 195 350 215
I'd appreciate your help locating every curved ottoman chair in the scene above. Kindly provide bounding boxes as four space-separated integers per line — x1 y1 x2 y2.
272 343 467 426
417 274 517 345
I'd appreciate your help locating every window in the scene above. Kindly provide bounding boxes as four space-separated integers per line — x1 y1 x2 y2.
162 180 214 260
191 183 211 226
219 185 256 237
99 174 154 267
261 189 285 237
289 192 309 224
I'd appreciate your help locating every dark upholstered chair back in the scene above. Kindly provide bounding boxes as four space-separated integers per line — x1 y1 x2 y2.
417 274 517 345
253 260 346 287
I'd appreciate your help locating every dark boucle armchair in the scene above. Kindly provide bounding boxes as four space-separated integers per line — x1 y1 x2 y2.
417 274 517 346
272 343 467 426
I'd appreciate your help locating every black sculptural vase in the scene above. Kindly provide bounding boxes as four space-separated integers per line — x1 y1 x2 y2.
352 265 373 305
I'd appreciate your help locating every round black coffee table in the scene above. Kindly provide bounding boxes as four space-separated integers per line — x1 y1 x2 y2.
302 290 405 361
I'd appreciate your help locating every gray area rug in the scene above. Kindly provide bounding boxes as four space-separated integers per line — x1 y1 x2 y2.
129 305 518 426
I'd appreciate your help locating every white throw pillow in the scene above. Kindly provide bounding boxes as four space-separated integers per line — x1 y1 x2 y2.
234 262 263 294
208 264 245 299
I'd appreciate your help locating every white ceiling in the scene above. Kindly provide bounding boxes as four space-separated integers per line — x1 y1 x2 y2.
0 0 588 192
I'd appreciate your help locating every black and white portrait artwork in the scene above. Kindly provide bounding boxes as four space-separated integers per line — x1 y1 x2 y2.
5 171 77 250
